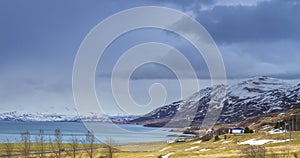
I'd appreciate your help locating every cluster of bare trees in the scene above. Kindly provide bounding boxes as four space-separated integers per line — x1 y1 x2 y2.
2 129 116 158
241 145 299 158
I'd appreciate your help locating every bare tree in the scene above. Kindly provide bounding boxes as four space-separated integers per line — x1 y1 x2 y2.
35 129 45 158
104 137 116 158
21 131 31 158
4 138 14 157
55 128 63 158
70 135 79 158
82 130 95 158
50 128 63 158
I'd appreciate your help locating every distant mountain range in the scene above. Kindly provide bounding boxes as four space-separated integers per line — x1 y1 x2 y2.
1 77 300 128
0 111 136 123
130 76 300 127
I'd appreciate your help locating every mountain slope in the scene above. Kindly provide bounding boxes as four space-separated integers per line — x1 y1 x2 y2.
130 77 300 127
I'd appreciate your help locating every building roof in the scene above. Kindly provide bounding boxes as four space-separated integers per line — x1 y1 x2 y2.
228 127 244 130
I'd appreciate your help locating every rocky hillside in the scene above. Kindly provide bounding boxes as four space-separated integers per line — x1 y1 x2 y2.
130 77 300 127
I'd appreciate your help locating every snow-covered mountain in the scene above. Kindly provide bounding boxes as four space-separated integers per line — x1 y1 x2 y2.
0 111 79 122
130 77 300 127
2 76 300 125
0 111 136 122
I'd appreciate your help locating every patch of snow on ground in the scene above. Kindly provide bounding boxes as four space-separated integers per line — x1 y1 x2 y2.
271 139 292 143
238 139 292 145
238 139 270 145
260 125 272 130
199 148 211 152
161 152 174 158
184 146 199 151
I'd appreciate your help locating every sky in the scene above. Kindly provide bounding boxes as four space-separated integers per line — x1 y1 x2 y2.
0 0 300 115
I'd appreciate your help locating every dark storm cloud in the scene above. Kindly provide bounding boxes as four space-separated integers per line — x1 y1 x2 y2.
171 0 300 43
153 0 300 79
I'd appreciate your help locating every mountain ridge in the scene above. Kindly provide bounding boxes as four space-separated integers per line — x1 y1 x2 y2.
130 76 300 127
1 77 300 127
0 111 136 123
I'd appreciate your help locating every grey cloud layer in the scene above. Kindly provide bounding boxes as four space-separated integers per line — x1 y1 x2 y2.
123 0 300 79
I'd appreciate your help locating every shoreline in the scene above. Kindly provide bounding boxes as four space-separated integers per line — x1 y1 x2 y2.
0 121 191 144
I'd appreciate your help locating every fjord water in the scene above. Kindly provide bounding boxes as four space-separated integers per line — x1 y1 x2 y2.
0 121 178 143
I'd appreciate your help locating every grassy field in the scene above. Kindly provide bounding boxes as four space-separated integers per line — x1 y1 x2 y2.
118 132 300 158
1 131 300 157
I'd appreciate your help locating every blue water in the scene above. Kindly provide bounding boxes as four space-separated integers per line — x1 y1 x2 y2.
0 121 179 143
